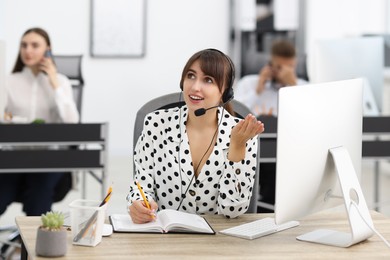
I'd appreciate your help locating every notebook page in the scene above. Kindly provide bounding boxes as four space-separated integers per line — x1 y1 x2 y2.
110 214 163 232
159 209 213 233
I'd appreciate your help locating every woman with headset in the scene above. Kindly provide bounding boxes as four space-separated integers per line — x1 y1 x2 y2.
127 49 264 223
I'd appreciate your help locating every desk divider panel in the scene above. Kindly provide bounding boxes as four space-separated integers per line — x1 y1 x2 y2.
0 150 102 170
0 124 105 143
0 123 108 199
256 116 390 211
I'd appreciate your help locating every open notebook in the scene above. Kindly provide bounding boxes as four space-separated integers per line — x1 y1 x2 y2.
110 209 215 234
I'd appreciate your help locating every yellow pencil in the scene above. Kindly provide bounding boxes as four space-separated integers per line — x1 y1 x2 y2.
136 181 151 210
99 185 112 207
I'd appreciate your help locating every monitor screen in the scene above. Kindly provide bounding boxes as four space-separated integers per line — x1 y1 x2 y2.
308 37 384 114
274 78 374 247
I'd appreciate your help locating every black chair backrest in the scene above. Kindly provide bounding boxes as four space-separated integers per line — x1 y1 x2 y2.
53 55 84 117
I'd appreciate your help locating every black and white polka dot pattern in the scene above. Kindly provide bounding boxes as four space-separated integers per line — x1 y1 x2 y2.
127 105 258 218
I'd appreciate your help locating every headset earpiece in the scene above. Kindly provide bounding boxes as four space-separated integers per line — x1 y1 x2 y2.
222 87 234 104
205 49 235 104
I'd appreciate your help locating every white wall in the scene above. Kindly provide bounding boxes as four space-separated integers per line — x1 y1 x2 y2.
3 0 230 157
0 0 5 116
305 0 388 54
0 40 5 119
0 0 4 39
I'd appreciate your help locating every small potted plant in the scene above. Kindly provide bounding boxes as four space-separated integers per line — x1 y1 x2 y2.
35 211 67 257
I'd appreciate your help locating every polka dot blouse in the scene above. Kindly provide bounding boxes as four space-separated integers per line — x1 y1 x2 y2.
127 105 258 218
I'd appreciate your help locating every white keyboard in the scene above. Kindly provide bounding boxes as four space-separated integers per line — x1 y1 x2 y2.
219 217 299 240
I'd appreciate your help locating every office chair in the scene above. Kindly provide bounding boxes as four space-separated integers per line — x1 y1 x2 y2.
53 55 85 117
133 92 260 213
0 55 85 259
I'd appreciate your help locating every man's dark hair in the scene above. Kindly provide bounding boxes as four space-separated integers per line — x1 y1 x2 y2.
271 40 296 58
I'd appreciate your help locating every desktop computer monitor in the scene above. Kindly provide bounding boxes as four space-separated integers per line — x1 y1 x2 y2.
274 78 374 247
308 37 384 115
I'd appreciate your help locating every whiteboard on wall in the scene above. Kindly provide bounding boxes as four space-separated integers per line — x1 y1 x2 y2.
90 0 146 58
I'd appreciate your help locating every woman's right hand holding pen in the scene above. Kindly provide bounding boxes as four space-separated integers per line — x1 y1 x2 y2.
128 200 158 224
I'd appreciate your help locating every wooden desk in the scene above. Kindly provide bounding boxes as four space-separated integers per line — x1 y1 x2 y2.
16 211 390 259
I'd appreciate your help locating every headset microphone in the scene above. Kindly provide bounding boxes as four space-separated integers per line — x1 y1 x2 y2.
194 105 219 117
194 95 234 117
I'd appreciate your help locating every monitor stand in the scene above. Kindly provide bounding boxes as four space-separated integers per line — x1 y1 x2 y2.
296 146 374 247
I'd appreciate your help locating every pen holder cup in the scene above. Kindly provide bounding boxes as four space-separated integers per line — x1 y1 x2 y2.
69 199 107 247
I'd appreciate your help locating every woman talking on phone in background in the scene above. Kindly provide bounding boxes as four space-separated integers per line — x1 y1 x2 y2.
0 27 79 216
127 49 264 223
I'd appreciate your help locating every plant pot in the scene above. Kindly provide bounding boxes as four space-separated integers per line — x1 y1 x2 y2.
35 227 67 257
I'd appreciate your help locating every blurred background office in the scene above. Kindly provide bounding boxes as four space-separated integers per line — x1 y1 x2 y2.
1 0 390 228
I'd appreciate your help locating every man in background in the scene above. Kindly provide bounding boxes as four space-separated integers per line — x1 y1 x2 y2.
235 39 307 116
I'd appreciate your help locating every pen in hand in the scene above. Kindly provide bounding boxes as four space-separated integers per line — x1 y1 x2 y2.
136 181 156 219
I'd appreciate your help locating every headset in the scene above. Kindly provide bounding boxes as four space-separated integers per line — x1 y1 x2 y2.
179 48 235 106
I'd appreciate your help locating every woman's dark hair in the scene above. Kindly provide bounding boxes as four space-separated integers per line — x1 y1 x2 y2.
180 49 235 115
12 27 51 73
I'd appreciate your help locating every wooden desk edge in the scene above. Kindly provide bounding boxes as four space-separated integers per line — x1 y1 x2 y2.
15 210 390 259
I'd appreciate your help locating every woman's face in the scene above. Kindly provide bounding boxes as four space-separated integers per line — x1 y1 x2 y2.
20 32 48 68
182 60 223 114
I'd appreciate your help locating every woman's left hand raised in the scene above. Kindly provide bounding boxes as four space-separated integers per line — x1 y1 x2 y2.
232 114 264 144
228 114 264 162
